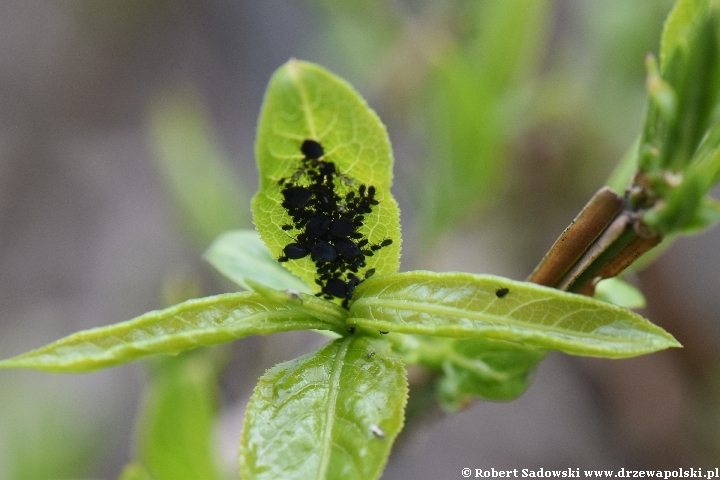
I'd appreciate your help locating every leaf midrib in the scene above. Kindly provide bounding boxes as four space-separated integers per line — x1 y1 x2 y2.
317 338 351 479
351 297 625 343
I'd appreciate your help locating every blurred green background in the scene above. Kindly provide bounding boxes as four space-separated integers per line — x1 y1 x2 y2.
2 1 720 478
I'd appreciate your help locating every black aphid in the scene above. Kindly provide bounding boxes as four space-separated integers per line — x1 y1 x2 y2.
276 139 393 308
325 277 350 298
311 242 337 263
301 139 324 160
496 287 509 298
334 238 361 259
306 215 331 238
282 243 308 260
348 326 356 335
330 217 355 238
282 186 313 207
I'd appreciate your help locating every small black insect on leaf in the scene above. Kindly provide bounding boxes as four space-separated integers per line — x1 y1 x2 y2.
276 138 393 311
495 287 509 298
301 139 324 160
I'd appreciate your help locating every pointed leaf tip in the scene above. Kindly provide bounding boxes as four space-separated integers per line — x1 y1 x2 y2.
349 271 680 358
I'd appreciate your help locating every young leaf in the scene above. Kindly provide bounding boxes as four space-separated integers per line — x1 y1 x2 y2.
252 59 401 292
0 292 338 373
660 0 709 69
594 277 647 309
400 335 545 409
348 271 680 358
239 336 407 480
204 229 311 293
136 353 224 480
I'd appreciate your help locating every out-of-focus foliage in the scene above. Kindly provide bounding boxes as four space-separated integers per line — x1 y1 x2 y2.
148 90 247 247
0 377 103 480
637 0 720 235
135 352 225 480
312 0 552 236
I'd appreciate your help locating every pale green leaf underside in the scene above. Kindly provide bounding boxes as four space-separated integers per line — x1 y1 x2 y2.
0 293 333 373
252 59 401 291
204 229 311 293
349 271 680 358
240 336 407 480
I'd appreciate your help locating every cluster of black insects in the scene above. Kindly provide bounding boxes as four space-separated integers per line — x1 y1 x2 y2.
277 139 392 308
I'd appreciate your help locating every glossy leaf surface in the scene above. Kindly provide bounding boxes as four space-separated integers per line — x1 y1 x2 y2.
0 292 335 373
240 336 407 480
252 59 401 291
204 229 311 293
349 271 680 358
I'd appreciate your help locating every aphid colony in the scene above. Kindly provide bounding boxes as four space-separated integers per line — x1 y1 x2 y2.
277 139 392 308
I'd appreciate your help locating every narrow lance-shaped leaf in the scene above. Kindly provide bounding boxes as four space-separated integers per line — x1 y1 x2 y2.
204 229 312 293
349 271 680 358
0 292 339 373
252 59 401 295
240 336 408 480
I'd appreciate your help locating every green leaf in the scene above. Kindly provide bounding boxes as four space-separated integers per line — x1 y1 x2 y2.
239 336 407 480
349 271 680 358
252 59 401 292
399 335 545 409
660 0 709 69
136 353 223 480
0 292 338 373
148 89 246 246
204 229 311 293
119 462 154 480
594 277 647 309
641 4 720 175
